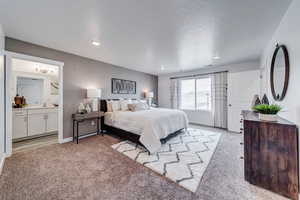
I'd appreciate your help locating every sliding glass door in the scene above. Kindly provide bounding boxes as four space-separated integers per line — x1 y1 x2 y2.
179 77 212 111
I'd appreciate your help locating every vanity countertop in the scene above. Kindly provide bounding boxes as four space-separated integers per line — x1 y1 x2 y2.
13 106 59 111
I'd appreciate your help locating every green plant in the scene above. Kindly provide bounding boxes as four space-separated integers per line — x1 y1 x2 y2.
253 104 282 114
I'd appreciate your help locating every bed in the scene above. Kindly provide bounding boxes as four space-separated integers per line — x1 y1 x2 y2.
100 99 189 153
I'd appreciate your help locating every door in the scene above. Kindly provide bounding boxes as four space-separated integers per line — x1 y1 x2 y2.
46 111 58 132
12 111 27 139
227 70 260 132
28 113 46 136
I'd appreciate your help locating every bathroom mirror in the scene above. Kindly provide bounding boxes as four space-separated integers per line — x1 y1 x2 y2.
16 77 44 105
270 44 289 101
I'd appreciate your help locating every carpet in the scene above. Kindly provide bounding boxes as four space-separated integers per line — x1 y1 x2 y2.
111 128 222 192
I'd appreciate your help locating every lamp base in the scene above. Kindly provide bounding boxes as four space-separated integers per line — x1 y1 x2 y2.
92 98 99 112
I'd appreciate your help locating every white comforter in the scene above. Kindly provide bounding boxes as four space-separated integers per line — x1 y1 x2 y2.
107 108 189 153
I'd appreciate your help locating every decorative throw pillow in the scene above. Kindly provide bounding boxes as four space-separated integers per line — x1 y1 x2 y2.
128 102 149 112
128 103 136 111
120 100 129 111
106 100 113 112
111 100 121 112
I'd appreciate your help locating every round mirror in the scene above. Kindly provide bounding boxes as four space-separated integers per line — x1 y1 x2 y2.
270 44 289 101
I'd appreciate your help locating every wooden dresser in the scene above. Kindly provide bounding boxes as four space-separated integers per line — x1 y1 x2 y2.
242 110 299 200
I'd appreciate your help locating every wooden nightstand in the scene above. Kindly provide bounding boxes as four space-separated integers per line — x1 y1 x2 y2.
72 111 104 144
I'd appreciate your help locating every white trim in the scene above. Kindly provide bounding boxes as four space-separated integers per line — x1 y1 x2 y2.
60 132 98 144
0 154 6 175
79 132 98 139
4 51 64 156
60 137 73 144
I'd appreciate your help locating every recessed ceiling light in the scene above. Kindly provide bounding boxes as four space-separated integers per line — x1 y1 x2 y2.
92 41 100 46
161 66 165 70
213 53 220 59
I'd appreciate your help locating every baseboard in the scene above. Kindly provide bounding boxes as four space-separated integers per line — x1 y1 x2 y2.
59 132 98 144
0 154 6 175
59 137 73 144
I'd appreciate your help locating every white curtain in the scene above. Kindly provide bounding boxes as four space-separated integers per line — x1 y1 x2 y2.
211 72 228 129
170 79 181 109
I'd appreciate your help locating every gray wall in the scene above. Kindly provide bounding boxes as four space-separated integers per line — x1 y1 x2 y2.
5 37 158 139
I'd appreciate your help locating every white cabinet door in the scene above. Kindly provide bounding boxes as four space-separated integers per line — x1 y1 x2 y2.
46 112 58 132
28 113 46 136
227 70 260 132
12 113 28 139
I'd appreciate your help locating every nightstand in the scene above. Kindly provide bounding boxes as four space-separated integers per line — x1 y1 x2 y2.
72 111 104 144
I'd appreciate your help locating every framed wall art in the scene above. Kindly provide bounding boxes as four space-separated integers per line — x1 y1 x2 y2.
111 78 136 94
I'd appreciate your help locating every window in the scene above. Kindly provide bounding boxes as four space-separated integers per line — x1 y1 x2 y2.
180 77 212 110
180 79 195 110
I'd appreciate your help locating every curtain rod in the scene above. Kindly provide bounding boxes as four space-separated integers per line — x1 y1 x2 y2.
170 70 228 80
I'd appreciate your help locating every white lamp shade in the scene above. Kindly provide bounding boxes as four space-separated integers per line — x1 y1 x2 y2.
146 92 154 98
87 89 101 98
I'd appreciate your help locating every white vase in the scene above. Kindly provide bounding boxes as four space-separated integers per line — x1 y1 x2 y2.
258 113 277 122
78 103 85 113
86 104 92 113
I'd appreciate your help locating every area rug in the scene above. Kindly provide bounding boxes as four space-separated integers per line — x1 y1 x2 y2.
111 128 222 192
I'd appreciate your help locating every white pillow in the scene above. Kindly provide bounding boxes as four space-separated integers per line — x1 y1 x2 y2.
128 102 149 112
106 100 113 112
120 100 129 111
111 101 121 112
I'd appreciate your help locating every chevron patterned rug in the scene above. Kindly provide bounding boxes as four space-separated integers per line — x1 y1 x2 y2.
111 128 222 192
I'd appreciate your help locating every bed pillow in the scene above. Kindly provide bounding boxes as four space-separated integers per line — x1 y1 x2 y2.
106 100 113 112
111 100 121 112
128 102 149 112
120 100 130 111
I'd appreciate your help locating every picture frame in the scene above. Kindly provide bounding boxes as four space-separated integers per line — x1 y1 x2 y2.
111 78 136 94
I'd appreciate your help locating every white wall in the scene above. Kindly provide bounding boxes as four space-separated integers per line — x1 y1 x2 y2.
158 60 260 125
260 0 300 126
0 24 5 172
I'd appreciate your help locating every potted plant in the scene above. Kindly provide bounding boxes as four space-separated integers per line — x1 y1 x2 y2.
253 104 282 121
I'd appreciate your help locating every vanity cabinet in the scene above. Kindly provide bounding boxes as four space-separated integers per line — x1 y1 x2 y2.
12 111 27 139
45 111 58 132
28 112 46 136
13 108 58 140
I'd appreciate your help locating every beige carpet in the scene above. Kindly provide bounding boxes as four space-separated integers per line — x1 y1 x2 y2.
0 126 288 200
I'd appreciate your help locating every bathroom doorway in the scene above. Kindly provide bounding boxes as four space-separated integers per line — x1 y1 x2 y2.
5 52 64 155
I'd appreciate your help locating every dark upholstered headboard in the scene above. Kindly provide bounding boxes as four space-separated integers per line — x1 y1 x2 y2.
100 99 138 112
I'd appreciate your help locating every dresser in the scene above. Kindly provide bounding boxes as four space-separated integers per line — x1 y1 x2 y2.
242 110 299 200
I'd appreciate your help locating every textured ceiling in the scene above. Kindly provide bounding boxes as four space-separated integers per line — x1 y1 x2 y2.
0 0 292 75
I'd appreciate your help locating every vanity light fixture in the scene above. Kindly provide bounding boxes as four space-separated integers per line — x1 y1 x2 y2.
213 56 220 60
92 41 100 46
161 66 165 71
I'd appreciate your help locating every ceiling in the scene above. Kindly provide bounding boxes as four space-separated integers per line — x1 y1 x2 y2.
0 0 292 75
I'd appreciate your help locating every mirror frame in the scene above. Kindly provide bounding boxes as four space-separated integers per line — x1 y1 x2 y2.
270 44 290 101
